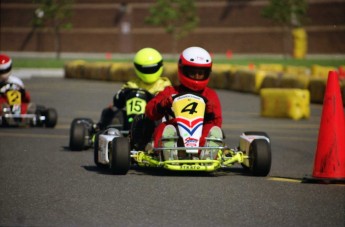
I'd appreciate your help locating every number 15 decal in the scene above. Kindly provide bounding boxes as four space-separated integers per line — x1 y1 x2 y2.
126 98 146 115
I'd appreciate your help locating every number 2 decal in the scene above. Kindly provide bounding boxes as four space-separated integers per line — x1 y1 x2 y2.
6 90 21 105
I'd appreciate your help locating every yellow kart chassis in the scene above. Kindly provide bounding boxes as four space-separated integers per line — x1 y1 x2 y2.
131 147 248 172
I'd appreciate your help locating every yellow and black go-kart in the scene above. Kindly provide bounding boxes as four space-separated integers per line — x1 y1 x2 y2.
69 88 153 151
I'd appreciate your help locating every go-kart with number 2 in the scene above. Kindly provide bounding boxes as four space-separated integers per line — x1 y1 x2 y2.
0 83 57 127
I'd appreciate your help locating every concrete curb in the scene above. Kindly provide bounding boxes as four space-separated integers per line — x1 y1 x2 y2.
13 68 64 79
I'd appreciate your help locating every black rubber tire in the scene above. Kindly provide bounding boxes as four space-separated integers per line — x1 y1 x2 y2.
249 139 272 176
93 131 107 168
71 118 93 126
109 137 130 175
33 106 45 127
69 122 86 151
241 131 270 170
45 108 58 128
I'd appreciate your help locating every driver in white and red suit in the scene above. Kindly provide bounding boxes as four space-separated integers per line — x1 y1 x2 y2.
0 54 32 113
145 46 223 153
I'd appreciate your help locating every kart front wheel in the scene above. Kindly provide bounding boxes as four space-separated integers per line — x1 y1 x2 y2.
69 123 86 151
249 139 271 176
109 137 130 175
45 108 58 128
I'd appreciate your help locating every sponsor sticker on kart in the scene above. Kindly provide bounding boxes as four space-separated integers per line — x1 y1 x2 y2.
185 137 199 147
180 164 202 170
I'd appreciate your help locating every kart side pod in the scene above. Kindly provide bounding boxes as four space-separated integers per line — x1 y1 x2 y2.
97 128 122 165
239 131 271 176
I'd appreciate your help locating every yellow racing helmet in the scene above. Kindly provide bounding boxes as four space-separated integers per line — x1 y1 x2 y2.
133 47 163 84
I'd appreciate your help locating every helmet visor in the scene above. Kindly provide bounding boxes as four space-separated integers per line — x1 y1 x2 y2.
182 66 211 81
134 60 163 74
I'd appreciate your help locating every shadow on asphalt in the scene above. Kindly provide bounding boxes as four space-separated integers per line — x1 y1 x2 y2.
82 164 251 177
60 146 91 152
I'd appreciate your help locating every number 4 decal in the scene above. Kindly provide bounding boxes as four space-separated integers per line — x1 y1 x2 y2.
181 102 198 114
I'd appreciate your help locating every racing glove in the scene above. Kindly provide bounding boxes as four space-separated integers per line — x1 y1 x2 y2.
113 88 130 109
156 96 173 115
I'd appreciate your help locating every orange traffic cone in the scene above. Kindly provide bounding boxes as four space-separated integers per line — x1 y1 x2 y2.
303 70 345 184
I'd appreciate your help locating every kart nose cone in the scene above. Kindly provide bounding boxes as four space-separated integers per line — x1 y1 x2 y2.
107 128 120 136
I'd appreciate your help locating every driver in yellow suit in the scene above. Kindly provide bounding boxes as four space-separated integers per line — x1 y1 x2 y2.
98 47 171 130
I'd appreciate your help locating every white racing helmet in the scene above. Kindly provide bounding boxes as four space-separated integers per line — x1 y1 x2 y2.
178 47 212 91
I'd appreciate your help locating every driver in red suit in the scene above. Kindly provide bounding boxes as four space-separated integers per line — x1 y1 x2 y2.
0 54 32 113
145 46 223 158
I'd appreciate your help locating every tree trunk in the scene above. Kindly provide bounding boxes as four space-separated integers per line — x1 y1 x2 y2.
282 26 292 59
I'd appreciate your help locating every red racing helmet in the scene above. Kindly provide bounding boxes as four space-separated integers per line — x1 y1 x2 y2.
178 47 212 91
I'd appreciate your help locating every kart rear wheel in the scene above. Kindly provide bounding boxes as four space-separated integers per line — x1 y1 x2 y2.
249 139 271 176
109 137 130 175
69 122 87 151
94 131 107 169
70 118 94 128
45 108 58 128
33 105 45 126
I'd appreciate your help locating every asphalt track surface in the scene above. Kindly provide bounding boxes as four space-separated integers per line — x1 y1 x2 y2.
0 76 344 226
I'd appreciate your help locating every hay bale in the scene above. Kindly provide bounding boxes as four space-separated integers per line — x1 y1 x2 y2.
64 60 86 79
309 78 327 104
260 88 310 120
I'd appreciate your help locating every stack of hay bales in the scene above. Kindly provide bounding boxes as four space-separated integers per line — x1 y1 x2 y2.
109 62 135 82
163 62 178 86
208 63 233 89
64 60 86 79
64 60 344 112
309 65 338 103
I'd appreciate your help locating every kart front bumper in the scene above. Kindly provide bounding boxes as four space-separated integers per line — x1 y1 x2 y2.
131 149 247 172
1 113 45 126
